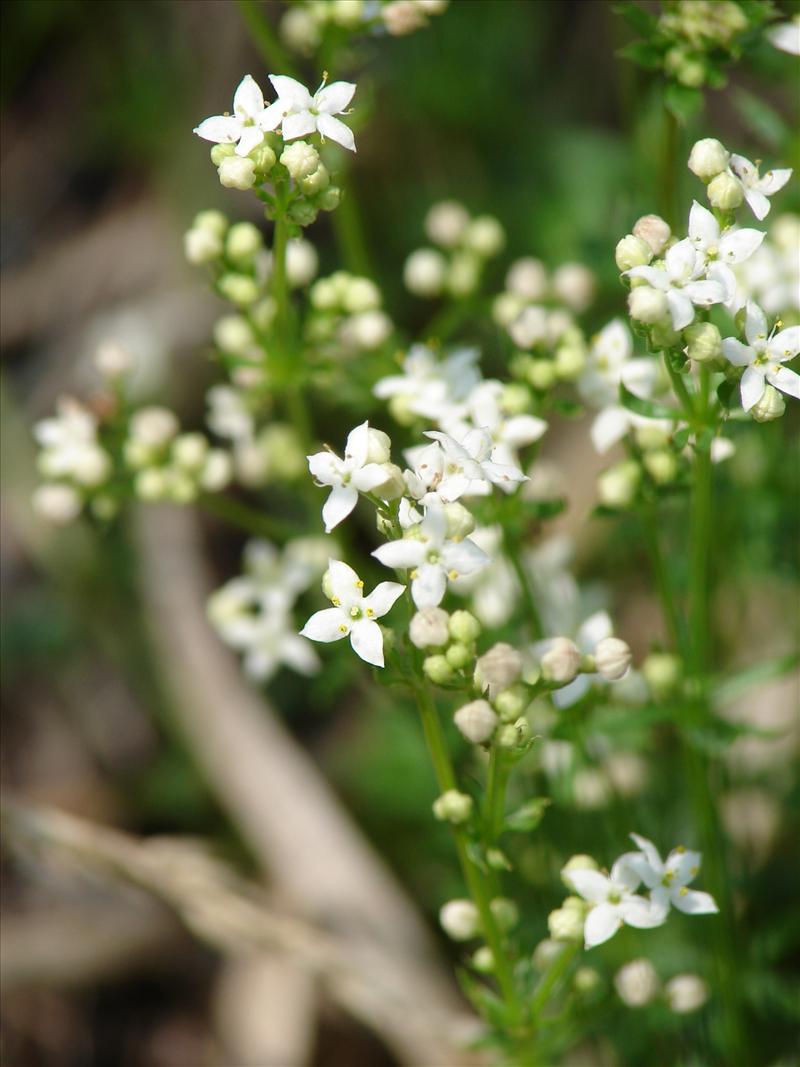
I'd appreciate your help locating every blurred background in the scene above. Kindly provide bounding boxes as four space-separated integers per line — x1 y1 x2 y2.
1 1 799 1065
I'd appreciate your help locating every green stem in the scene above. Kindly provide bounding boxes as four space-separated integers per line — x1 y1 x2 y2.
271 211 291 353
507 542 544 640
197 493 299 541
235 0 298 78
664 352 696 418
639 502 683 651
411 680 522 1026
484 748 511 843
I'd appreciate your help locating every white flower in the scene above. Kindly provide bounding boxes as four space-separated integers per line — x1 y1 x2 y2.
626 237 727 330
307 421 396 532
194 75 273 157
299 560 404 667
767 17 800 55
423 429 528 498
373 344 481 425
721 302 800 411
564 858 664 949
626 833 718 920
372 499 488 608
262 75 356 152
34 398 111 487
459 381 547 466
207 385 254 442
687 200 765 304
729 154 793 221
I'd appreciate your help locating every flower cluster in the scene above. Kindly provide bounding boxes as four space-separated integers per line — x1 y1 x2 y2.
33 397 113 525
280 0 449 54
307 271 393 356
688 138 792 219
403 201 505 300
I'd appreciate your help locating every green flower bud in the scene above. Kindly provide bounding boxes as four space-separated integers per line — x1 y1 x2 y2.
448 609 481 644
598 460 641 509
628 286 669 325
615 234 652 272
300 163 330 195
164 468 197 504
226 221 262 264
683 321 721 365
527 359 557 391
548 904 584 942
423 654 454 685
318 186 342 212
555 343 587 381
501 382 533 415
250 143 277 174
633 423 670 451
649 320 681 349
288 200 319 227
218 273 260 307
193 209 228 237
134 467 168 500
751 383 786 422
493 685 528 722
280 140 320 180
707 172 744 211
172 432 208 472
490 898 519 932
445 642 473 670
644 449 679 485
432 789 474 825
486 848 512 871
214 314 256 356
184 227 223 265
218 155 257 191
495 723 521 749
642 651 681 699
471 947 495 973
574 967 601 994
210 143 235 166
443 501 475 539
464 215 505 257
561 854 599 890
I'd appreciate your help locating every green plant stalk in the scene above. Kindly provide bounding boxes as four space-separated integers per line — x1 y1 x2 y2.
236 0 299 78
506 543 545 640
484 748 511 842
639 501 683 651
411 679 523 1027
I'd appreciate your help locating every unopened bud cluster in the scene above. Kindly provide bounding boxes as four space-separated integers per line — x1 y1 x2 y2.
404 201 505 300
308 271 393 354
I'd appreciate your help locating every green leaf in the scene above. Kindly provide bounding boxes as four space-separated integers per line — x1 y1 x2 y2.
664 82 704 124
672 426 692 450
503 797 551 833
523 497 567 521
716 379 738 410
618 41 664 70
619 382 678 420
612 1 657 36
465 841 489 871
455 968 510 1028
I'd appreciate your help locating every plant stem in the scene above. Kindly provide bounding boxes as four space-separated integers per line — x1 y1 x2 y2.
639 502 683 651
484 748 511 842
197 493 299 541
411 679 523 1026
236 0 298 78
507 542 545 640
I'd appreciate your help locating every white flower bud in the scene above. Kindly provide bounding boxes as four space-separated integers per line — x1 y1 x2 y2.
688 138 730 182
573 768 612 810
342 310 393 350
439 899 480 941
200 449 233 492
633 214 672 256
665 974 709 1014
417 0 449 12
404 248 447 297
751 383 786 423
614 959 660 1007
184 226 223 265
214 315 256 356
130 406 179 448
409 607 450 649
279 7 321 54
383 0 428 34
561 854 599 890
684 321 721 363
32 483 82 525
541 637 581 684
628 286 669 325
553 263 595 313
506 257 548 300
598 460 641 508
642 652 681 699
343 277 381 314
135 467 168 501
432 789 473 825
574 967 601 994
594 636 632 681
193 210 228 238
548 904 584 942
330 0 364 27
509 305 549 349
425 201 469 248
532 939 564 971
226 222 262 263
464 215 505 257
707 172 744 211
300 163 330 195
94 339 133 378
475 642 523 697
423 654 454 685
218 273 260 307
643 449 678 485
164 467 197 504
490 898 519 932
448 610 481 643
453 699 498 744
443 502 475 539
472 947 494 973
280 141 320 180
492 291 526 327
446 252 480 297
218 155 256 190
172 433 208 471
71 445 110 487
250 143 277 173
287 238 319 287
615 234 653 272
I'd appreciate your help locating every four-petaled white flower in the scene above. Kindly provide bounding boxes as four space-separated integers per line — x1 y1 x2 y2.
194 75 272 157
373 344 481 424
455 380 547 467
262 75 356 152
372 499 488 608
423 429 528 499
627 238 727 330
565 859 665 949
729 155 793 221
299 560 404 667
626 834 719 920
687 201 765 305
307 422 392 533
721 302 800 411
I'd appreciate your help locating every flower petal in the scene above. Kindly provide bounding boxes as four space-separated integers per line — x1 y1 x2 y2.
718 228 764 265
233 74 264 119
194 115 242 144
411 563 447 609
757 167 792 196
372 538 426 570
322 484 358 532
327 559 363 607
584 903 622 948
308 450 342 486
744 188 771 221
282 109 317 141
363 581 405 618
626 265 670 290
259 100 286 131
610 853 642 892
441 538 489 577
482 460 527 492
269 75 313 109
666 289 695 330
622 895 667 929
672 889 718 915
352 463 393 493
630 833 663 872
280 634 321 675
300 607 348 643
767 365 800 400
665 848 702 887
235 124 264 157
350 618 385 666
504 414 548 447
665 238 699 283
591 406 631 453
566 869 612 904
317 113 356 152
730 154 757 186
767 20 800 55
682 280 725 308
316 80 356 114
721 338 754 367
740 365 767 411
744 301 768 346
688 201 719 249
768 326 800 361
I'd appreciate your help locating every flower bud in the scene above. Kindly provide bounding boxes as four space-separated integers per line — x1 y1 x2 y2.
172 432 208 471
464 215 505 257
495 719 530 749
548 904 584 942
493 685 527 722
423 654 454 685
425 200 469 248
446 251 480 297
130 406 179 448
643 449 679 485
404 248 447 297
628 286 669 325
201 449 233 492
471 947 494 973
527 359 557 391
684 321 721 363
383 0 428 34
475 642 523 697
410 607 450 649
554 343 586 381
501 383 533 415
751 383 786 423
300 163 330 195
448 609 481 644
553 263 595 313
532 939 564 971
615 234 653 272
218 155 256 190
94 339 133 378
707 172 744 211
330 0 364 28
574 967 601 994
614 959 660 1007
598 460 641 509
280 140 320 180
164 467 197 504
594 636 632 681
509 305 548 349
288 200 319 226
453 699 498 744
211 143 235 166
493 291 526 327
33 483 82 525
343 277 381 314
633 423 670 451
218 273 260 307
688 138 730 182
226 222 262 264
486 848 511 871
665 974 708 1014
135 467 168 500
490 898 519 932
432 789 473 825
561 854 599 890
194 210 227 237
184 226 223 265
633 214 672 256
541 637 581 684
649 320 681 349
250 143 276 174
443 502 475 539
642 652 681 699
506 257 548 300
280 6 320 54
445 643 473 670
214 315 255 356
439 899 480 941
